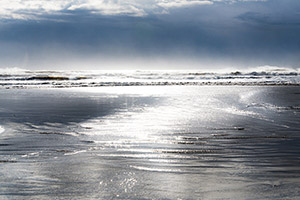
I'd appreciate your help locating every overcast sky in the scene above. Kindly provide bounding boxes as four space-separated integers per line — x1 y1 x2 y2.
0 0 299 70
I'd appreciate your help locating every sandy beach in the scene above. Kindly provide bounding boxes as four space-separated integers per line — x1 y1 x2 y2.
0 85 300 199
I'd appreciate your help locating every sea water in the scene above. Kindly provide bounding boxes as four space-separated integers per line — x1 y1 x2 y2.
0 67 299 89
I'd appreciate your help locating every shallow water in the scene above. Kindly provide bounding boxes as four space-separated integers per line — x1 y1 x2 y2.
0 86 300 199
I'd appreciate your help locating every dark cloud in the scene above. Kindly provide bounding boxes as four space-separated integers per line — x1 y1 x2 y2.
237 11 300 26
0 0 299 69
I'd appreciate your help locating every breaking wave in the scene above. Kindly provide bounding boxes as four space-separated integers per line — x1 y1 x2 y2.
0 66 299 89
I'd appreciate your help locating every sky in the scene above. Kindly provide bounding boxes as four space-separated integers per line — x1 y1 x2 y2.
0 0 299 70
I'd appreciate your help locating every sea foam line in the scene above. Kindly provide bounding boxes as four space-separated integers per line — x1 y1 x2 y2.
0 126 4 134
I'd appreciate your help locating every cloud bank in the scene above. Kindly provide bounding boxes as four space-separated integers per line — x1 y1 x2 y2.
0 0 299 70
0 0 267 20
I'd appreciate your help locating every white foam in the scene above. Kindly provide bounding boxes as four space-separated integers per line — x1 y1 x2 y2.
1 68 300 89
0 126 4 134
245 65 298 74
0 67 28 74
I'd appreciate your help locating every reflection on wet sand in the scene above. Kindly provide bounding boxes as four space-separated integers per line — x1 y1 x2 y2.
0 86 300 199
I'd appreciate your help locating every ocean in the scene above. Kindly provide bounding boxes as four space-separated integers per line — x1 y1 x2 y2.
0 66 300 89
0 67 300 199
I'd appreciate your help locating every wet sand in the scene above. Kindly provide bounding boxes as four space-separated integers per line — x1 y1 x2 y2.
0 86 300 199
